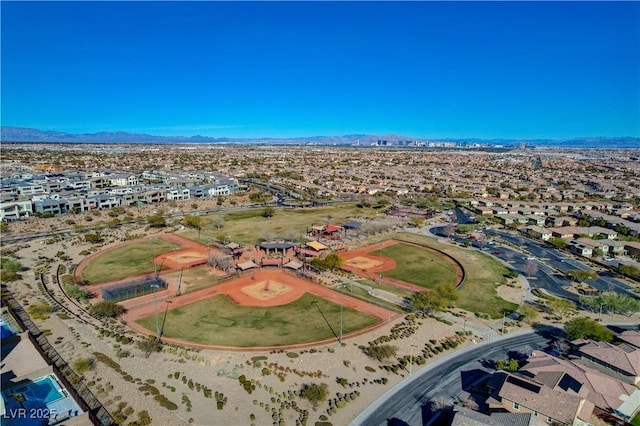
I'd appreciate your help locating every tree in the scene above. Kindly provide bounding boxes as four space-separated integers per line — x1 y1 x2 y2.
618 264 640 279
209 253 232 271
546 297 576 319
411 216 426 228
147 212 166 228
65 284 89 301
567 270 598 282
210 215 224 230
581 292 640 316
442 223 456 238
262 206 275 218
522 260 539 277
183 214 202 230
137 337 161 358
90 301 125 319
0 258 23 282
548 238 568 249
520 305 539 324
299 383 328 409
408 291 444 314
565 317 613 342
495 357 519 372
84 233 103 243
504 269 518 279
364 344 398 362
323 253 344 271
435 284 460 305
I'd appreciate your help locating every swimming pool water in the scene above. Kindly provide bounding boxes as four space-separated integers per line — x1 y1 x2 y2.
0 318 18 339
3 375 66 411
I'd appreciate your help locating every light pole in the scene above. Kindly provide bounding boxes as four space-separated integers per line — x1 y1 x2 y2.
598 303 603 322
160 300 172 337
463 319 467 332
151 283 160 341
339 290 343 345
152 237 157 276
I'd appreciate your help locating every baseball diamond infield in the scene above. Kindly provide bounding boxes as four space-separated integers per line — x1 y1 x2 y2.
122 269 398 349
339 239 464 292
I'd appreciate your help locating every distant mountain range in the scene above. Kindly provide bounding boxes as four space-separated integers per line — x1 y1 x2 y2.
1 126 639 148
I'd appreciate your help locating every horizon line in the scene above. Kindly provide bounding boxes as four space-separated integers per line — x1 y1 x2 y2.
1 126 639 142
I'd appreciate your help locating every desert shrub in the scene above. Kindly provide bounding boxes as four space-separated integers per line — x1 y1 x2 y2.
72 356 95 374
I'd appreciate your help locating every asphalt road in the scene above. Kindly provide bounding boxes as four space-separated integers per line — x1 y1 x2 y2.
351 328 562 426
485 229 637 299
430 225 577 302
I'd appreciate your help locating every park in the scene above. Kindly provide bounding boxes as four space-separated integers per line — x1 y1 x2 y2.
75 216 515 349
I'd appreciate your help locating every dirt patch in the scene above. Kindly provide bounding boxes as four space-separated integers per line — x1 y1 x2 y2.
240 280 293 302
157 249 208 269
344 256 384 270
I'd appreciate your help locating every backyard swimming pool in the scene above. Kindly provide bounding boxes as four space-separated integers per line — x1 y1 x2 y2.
0 318 19 339
3 375 67 412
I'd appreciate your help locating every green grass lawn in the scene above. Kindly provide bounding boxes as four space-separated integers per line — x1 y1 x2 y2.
182 204 379 245
631 411 640 426
387 233 518 318
80 239 180 285
137 293 378 347
371 243 459 289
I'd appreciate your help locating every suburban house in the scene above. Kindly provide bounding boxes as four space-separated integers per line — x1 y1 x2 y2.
486 371 594 425
526 226 553 241
617 330 640 348
0 200 33 221
574 238 610 256
549 227 578 240
450 407 547 426
624 242 640 260
571 339 640 385
569 242 593 258
519 351 640 424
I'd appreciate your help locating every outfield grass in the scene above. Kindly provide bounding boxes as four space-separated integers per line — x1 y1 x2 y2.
80 239 180 285
371 243 459 289
182 204 379 245
137 293 378 347
389 233 518 318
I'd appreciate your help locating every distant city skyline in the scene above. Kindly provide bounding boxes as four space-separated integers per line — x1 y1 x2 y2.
2 1 639 139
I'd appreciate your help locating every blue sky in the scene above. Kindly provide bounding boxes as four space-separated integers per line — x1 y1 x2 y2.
2 1 639 139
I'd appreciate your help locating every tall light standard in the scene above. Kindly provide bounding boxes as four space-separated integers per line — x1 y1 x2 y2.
152 237 158 276
161 300 173 337
598 303 603 322
151 283 160 341
339 289 343 345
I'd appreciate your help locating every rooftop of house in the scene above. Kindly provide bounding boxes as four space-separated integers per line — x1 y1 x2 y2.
572 340 640 377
